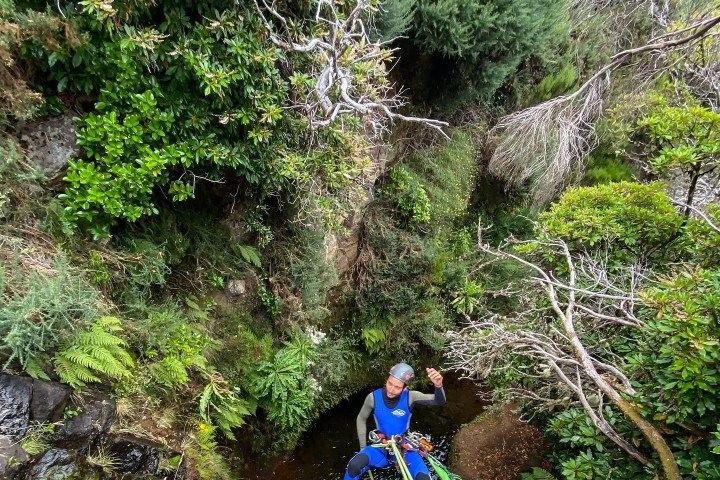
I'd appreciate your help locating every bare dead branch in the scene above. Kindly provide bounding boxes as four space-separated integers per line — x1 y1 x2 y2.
447 219 683 477
253 0 448 140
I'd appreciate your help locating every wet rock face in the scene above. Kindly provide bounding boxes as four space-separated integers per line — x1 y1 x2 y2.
0 374 33 439
56 391 116 448
106 436 161 474
0 436 28 479
19 112 80 184
0 374 180 479
30 380 71 424
27 449 78 479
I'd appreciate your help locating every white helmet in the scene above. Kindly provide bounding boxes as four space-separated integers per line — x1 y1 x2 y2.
389 362 415 385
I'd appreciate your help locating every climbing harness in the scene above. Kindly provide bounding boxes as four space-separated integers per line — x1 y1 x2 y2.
365 430 462 480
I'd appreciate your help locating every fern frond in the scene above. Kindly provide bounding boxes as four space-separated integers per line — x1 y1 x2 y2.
93 316 124 333
106 344 134 368
75 330 126 348
52 317 133 389
61 346 106 371
237 245 262 268
54 355 100 388
199 384 213 420
150 356 189 387
25 357 51 380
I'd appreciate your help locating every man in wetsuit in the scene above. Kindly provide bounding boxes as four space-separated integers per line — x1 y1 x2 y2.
343 363 446 480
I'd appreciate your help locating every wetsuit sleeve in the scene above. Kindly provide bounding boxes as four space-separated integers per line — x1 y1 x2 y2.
356 393 374 448
408 387 446 409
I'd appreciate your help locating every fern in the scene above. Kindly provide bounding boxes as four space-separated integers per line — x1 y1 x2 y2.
235 245 261 268
198 374 254 440
25 358 51 380
520 467 556 480
150 356 190 387
53 316 134 389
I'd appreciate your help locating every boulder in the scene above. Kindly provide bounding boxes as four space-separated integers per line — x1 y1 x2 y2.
25 449 86 480
19 112 80 184
0 435 28 479
30 379 71 424
103 436 165 475
226 279 248 296
55 391 115 449
0 374 33 439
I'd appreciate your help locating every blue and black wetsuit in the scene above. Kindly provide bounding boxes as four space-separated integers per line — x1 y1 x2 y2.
343 386 446 480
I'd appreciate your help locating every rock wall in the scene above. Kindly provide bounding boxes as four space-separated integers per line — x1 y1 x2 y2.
0 374 182 480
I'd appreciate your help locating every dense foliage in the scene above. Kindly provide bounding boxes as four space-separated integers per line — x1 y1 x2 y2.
376 0 570 103
2 0 720 479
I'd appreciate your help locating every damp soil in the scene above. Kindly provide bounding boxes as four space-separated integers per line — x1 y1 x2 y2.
450 405 549 480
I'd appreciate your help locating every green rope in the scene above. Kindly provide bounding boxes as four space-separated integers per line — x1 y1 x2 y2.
427 454 461 480
388 440 414 480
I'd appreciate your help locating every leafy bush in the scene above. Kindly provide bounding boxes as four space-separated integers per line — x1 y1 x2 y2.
539 182 685 264
247 342 317 430
634 268 720 427
15 1 371 237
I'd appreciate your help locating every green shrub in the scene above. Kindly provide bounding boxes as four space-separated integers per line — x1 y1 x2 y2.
539 182 685 264
373 0 415 42
400 130 476 228
406 0 569 101
0 255 101 369
146 322 209 388
248 345 316 430
266 226 340 326
384 166 431 227
211 322 273 387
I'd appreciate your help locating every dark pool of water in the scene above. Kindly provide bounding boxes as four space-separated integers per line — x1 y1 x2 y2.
268 375 486 480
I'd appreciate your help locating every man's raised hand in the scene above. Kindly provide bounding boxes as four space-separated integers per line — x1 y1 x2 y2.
426 367 443 388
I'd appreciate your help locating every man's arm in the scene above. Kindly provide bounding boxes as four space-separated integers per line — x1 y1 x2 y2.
356 393 374 448
408 386 446 407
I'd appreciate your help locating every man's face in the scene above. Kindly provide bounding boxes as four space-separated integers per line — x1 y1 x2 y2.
385 375 406 398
